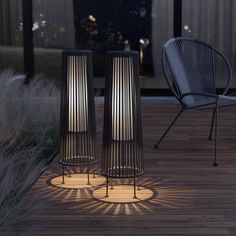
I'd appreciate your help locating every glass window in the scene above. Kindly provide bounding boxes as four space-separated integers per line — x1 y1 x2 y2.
74 0 152 76
32 0 174 90
0 0 23 73
33 0 75 80
3 0 236 90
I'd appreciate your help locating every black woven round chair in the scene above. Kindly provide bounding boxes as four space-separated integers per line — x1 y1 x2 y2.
154 37 236 166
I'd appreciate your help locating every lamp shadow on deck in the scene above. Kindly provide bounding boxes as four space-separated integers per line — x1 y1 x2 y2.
34 168 197 215
49 173 106 189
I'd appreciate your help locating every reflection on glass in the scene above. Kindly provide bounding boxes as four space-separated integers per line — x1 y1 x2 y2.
74 0 152 76
31 0 174 86
0 0 23 72
33 0 75 48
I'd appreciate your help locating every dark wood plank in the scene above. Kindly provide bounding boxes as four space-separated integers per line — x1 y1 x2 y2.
2 103 236 235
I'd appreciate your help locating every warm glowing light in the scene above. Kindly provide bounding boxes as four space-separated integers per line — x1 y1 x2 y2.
50 174 106 189
124 40 131 51
112 57 133 140
139 38 149 47
184 25 192 33
93 185 153 203
102 51 143 183
60 50 97 168
140 48 144 64
68 56 88 132
184 25 189 30
139 38 149 64
32 21 39 31
41 20 46 27
88 15 96 22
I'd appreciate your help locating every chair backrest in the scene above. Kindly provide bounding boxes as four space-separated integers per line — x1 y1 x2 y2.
162 37 231 107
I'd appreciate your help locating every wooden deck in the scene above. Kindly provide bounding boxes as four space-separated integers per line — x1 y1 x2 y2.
3 103 236 235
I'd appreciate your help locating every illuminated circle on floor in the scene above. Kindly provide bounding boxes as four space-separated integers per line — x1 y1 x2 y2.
92 185 154 203
50 174 106 189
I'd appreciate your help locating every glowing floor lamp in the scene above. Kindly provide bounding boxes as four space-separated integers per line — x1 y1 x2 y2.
102 51 144 198
59 50 97 185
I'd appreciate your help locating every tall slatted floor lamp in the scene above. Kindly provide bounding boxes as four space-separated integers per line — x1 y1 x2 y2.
59 50 97 185
102 51 144 198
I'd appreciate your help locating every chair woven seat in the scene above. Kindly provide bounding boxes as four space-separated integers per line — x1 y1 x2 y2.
154 37 234 166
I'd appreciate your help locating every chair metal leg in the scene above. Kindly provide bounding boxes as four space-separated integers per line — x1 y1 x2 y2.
214 101 219 166
208 108 216 140
154 108 184 149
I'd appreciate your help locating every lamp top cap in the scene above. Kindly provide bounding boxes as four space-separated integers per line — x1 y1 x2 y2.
63 49 92 55
107 50 138 56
